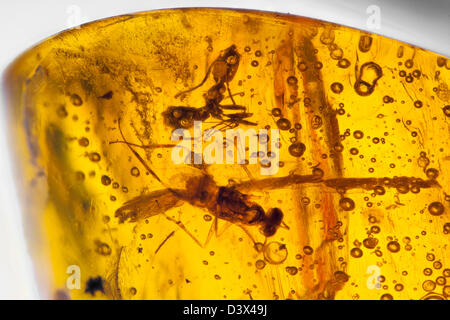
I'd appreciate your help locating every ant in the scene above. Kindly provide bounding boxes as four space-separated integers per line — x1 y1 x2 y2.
163 45 257 130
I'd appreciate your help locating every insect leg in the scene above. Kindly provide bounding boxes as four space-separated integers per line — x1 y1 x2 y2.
226 79 237 106
203 218 217 247
109 140 177 149
237 225 257 248
162 212 204 248
174 61 216 98
281 221 290 230
220 104 247 110
110 140 191 156
203 219 234 247
207 119 232 132
202 217 226 248
221 112 257 127
222 91 244 102
115 118 183 198
235 119 258 126
216 221 233 238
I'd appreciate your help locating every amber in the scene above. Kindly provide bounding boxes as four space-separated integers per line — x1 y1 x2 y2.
3 8 450 300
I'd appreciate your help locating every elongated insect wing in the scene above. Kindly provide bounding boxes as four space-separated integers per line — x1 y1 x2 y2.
235 174 321 192
115 189 183 223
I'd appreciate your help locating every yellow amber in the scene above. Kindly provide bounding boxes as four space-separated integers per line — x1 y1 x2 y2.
3 8 450 300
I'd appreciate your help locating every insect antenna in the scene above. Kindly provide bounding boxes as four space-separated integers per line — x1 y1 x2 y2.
109 140 177 149
114 118 183 198
174 60 216 98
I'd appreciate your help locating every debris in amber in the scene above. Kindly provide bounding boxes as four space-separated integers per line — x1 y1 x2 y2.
3 8 450 300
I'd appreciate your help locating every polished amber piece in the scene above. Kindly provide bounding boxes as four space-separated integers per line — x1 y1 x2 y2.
3 8 450 300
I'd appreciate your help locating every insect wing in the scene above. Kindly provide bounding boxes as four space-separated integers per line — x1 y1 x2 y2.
115 189 183 223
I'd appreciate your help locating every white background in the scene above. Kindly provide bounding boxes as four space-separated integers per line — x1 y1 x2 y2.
0 0 449 299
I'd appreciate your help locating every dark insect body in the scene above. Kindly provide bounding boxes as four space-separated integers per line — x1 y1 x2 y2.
113 118 284 242
116 172 284 237
164 45 257 130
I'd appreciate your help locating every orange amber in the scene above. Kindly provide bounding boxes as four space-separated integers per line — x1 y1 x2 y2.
3 8 449 300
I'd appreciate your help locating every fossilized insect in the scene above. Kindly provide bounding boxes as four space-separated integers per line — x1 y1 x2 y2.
112 119 441 248
112 118 285 247
163 45 257 130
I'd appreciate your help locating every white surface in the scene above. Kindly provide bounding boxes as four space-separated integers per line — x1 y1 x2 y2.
0 0 449 299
